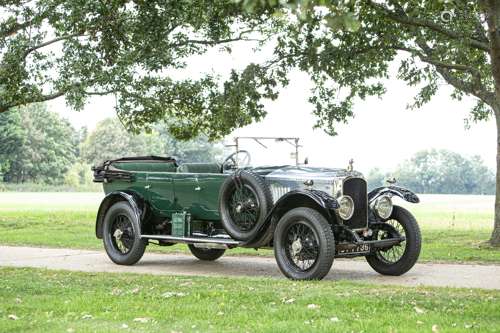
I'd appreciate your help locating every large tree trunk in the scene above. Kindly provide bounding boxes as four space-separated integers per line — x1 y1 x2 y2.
493 113 500 246
485 0 500 246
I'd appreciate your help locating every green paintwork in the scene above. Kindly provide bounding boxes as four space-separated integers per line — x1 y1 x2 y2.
103 162 228 221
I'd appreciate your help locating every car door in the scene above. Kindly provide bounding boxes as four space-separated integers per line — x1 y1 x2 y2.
196 173 228 220
171 173 202 218
146 171 176 217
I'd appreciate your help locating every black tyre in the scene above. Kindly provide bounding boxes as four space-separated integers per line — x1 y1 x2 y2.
219 170 273 241
274 207 335 280
103 201 147 265
188 244 225 261
366 205 421 276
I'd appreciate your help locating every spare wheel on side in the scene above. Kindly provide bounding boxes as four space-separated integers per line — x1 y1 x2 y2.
219 170 273 241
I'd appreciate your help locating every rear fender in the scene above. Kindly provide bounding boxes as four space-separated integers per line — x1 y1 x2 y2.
368 185 419 204
95 191 145 239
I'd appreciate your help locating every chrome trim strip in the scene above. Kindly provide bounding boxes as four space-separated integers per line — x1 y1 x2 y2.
141 234 240 245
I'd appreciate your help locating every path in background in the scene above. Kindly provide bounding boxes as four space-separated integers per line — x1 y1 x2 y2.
2 246 500 290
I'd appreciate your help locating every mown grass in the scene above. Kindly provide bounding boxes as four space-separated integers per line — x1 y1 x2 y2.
0 193 499 263
1 267 499 333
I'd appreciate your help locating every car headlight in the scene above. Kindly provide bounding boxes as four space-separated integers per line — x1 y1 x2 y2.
372 195 393 219
337 195 354 220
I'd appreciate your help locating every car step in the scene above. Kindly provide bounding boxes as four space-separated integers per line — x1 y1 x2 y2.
141 234 241 247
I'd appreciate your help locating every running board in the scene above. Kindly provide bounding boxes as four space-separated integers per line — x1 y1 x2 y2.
141 234 241 246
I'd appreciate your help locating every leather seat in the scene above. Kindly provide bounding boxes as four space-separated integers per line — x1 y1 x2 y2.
177 163 221 173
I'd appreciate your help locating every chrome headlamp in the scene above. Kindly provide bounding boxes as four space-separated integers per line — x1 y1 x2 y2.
337 195 354 220
372 195 393 219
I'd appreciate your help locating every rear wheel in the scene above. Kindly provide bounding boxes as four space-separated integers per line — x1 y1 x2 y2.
365 205 421 275
103 201 146 265
188 244 225 261
274 207 335 280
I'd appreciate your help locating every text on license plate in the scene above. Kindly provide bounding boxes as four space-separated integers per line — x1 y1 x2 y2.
337 243 371 255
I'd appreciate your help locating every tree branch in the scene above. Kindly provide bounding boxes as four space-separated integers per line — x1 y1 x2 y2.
170 29 262 47
367 0 490 52
23 33 85 58
412 38 496 106
0 19 33 38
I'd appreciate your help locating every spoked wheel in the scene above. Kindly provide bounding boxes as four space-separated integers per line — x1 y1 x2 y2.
110 214 135 254
366 206 421 276
274 207 335 280
284 222 320 271
103 201 146 265
229 185 260 232
219 170 273 241
374 219 406 264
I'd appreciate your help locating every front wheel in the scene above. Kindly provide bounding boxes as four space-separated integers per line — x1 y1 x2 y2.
274 207 335 280
103 201 147 265
365 205 421 276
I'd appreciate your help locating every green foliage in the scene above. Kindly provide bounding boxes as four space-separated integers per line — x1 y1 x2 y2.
366 167 386 191
1 1 496 140
80 118 226 166
0 0 278 140
368 149 495 194
0 104 77 184
64 162 94 187
80 118 165 167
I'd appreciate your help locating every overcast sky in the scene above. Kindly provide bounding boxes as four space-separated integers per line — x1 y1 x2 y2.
48 42 496 175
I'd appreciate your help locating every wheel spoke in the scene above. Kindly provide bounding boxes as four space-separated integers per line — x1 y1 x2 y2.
284 221 319 272
375 219 407 264
110 214 134 255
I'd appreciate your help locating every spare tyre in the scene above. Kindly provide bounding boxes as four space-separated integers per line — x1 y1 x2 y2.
219 170 273 241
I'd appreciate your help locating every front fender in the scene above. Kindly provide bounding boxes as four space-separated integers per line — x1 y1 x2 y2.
243 189 339 248
95 191 145 239
368 185 419 204
270 189 339 221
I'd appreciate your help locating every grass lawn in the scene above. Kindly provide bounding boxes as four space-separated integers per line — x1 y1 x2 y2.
0 193 499 263
1 267 499 333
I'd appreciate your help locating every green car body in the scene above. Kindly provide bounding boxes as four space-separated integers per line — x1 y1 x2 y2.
103 161 227 221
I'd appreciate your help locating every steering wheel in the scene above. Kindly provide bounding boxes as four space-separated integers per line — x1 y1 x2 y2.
222 150 251 171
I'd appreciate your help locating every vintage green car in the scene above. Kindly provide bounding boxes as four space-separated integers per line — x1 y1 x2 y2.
93 145 421 280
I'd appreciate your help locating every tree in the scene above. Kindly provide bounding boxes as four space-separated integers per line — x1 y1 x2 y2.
0 0 277 139
0 103 77 184
238 1 500 245
81 118 225 166
393 149 495 195
366 167 387 191
80 118 165 167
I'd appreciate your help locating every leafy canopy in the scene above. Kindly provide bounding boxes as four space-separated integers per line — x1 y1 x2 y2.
0 0 278 139
1 1 496 138
0 103 78 184
367 149 495 195
80 118 226 166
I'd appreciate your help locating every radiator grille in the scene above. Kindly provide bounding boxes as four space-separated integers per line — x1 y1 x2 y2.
270 184 291 202
342 177 368 229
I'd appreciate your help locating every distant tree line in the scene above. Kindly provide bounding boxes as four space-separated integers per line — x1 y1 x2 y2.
367 149 495 195
0 104 225 187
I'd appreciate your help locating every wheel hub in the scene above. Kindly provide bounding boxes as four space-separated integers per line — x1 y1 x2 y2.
113 229 123 240
291 238 303 255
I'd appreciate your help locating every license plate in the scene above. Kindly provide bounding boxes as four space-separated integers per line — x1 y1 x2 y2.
337 243 371 255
